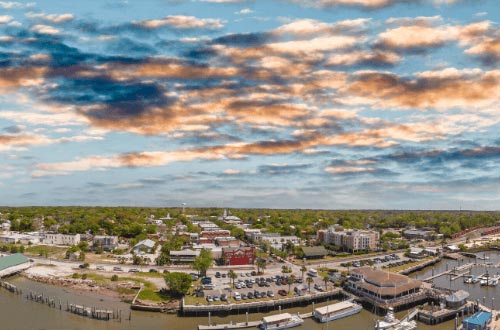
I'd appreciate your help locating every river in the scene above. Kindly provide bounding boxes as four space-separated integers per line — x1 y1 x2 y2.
6 252 500 330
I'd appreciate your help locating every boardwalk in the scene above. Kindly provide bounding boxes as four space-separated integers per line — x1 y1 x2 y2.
198 311 313 329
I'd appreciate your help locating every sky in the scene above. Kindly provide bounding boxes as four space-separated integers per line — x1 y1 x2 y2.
0 0 498 210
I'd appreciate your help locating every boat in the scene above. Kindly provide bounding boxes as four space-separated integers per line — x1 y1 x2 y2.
470 276 479 284
375 308 417 330
464 276 473 284
260 313 304 330
314 301 362 323
489 279 498 287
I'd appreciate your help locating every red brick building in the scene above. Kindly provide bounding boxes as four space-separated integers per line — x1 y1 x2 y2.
222 247 255 266
200 230 231 244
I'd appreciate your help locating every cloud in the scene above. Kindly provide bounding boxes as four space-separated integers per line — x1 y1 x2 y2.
0 1 35 9
235 8 253 15
257 163 312 175
0 15 12 24
287 0 461 9
344 68 500 110
26 12 74 23
133 15 224 30
30 24 60 35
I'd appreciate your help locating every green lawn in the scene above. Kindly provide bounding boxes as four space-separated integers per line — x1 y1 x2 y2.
24 245 66 257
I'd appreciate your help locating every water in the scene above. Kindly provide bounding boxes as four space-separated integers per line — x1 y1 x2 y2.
7 251 498 330
410 251 500 307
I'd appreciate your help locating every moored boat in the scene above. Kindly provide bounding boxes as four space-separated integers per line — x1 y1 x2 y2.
375 308 417 330
314 301 362 323
260 313 304 330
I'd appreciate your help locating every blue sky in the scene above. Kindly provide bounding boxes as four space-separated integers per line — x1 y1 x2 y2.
0 0 498 210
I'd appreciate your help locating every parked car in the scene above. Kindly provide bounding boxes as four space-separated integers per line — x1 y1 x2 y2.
206 295 213 302
96 265 105 270
247 292 254 299
241 294 248 300
149 268 158 273
278 289 287 296
220 294 227 301
233 292 241 300
251 271 257 276
129 268 139 272
203 284 214 290
222 273 227 278
213 295 220 301
215 272 221 278
267 290 274 297
113 266 123 271
201 277 212 285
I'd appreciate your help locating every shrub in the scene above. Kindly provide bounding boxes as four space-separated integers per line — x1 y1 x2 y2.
72 273 80 279
111 274 119 281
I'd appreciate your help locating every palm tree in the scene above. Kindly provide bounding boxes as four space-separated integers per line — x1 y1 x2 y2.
228 270 237 288
323 275 329 290
256 258 266 275
306 276 314 293
288 274 296 293
300 266 307 279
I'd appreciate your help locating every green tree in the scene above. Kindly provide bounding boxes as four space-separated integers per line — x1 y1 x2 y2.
300 266 307 280
192 249 212 277
227 269 238 288
323 275 329 290
306 276 314 293
256 258 266 275
155 253 170 266
288 274 296 293
164 272 192 296
132 254 144 265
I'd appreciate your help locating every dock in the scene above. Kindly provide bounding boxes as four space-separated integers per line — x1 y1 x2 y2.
197 311 313 329
183 289 342 315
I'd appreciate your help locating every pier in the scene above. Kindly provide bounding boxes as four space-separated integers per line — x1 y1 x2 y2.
423 263 474 282
197 311 314 329
183 289 343 316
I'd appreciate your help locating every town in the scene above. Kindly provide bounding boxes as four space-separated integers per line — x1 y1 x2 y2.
0 207 500 330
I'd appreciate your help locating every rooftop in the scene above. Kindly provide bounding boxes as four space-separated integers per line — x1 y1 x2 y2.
0 253 30 271
262 313 292 323
463 311 492 326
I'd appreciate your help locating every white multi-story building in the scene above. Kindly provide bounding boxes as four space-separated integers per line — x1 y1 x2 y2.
255 233 302 251
43 233 81 246
317 227 379 252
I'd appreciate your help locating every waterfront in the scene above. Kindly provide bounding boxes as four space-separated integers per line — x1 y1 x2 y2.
0 276 458 330
411 251 500 306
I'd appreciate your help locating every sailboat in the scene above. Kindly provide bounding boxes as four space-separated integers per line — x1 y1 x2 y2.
375 308 417 330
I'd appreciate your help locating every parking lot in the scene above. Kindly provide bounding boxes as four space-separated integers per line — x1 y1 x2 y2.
197 271 328 304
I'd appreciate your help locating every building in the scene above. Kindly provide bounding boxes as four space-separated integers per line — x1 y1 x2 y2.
347 267 422 304
445 290 469 309
215 236 240 248
132 239 156 254
254 234 302 250
317 227 379 252
197 222 220 231
462 311 492 330
170 249 200 264
93 235 118 251
199 230 231 244
403 228 443 241
222 247 255 266
0 253 30 277
302 246 328 259
43 233 81 246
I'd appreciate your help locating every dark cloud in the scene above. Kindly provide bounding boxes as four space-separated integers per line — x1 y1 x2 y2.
257 163 312 175
3 125 23 134
211 32 271 47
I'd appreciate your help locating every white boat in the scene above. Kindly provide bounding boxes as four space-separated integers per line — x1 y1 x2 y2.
375 308 417 330
260 313 304 330
314 301 362 323
489 279 498 287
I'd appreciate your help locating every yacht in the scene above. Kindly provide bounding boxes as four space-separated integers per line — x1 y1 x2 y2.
314 301 362 323
375 308 417 330
260 313 304 330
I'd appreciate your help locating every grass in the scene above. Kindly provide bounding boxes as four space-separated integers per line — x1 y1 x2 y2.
24 245 66 257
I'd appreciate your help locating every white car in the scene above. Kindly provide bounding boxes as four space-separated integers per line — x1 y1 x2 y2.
233 292 241 300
